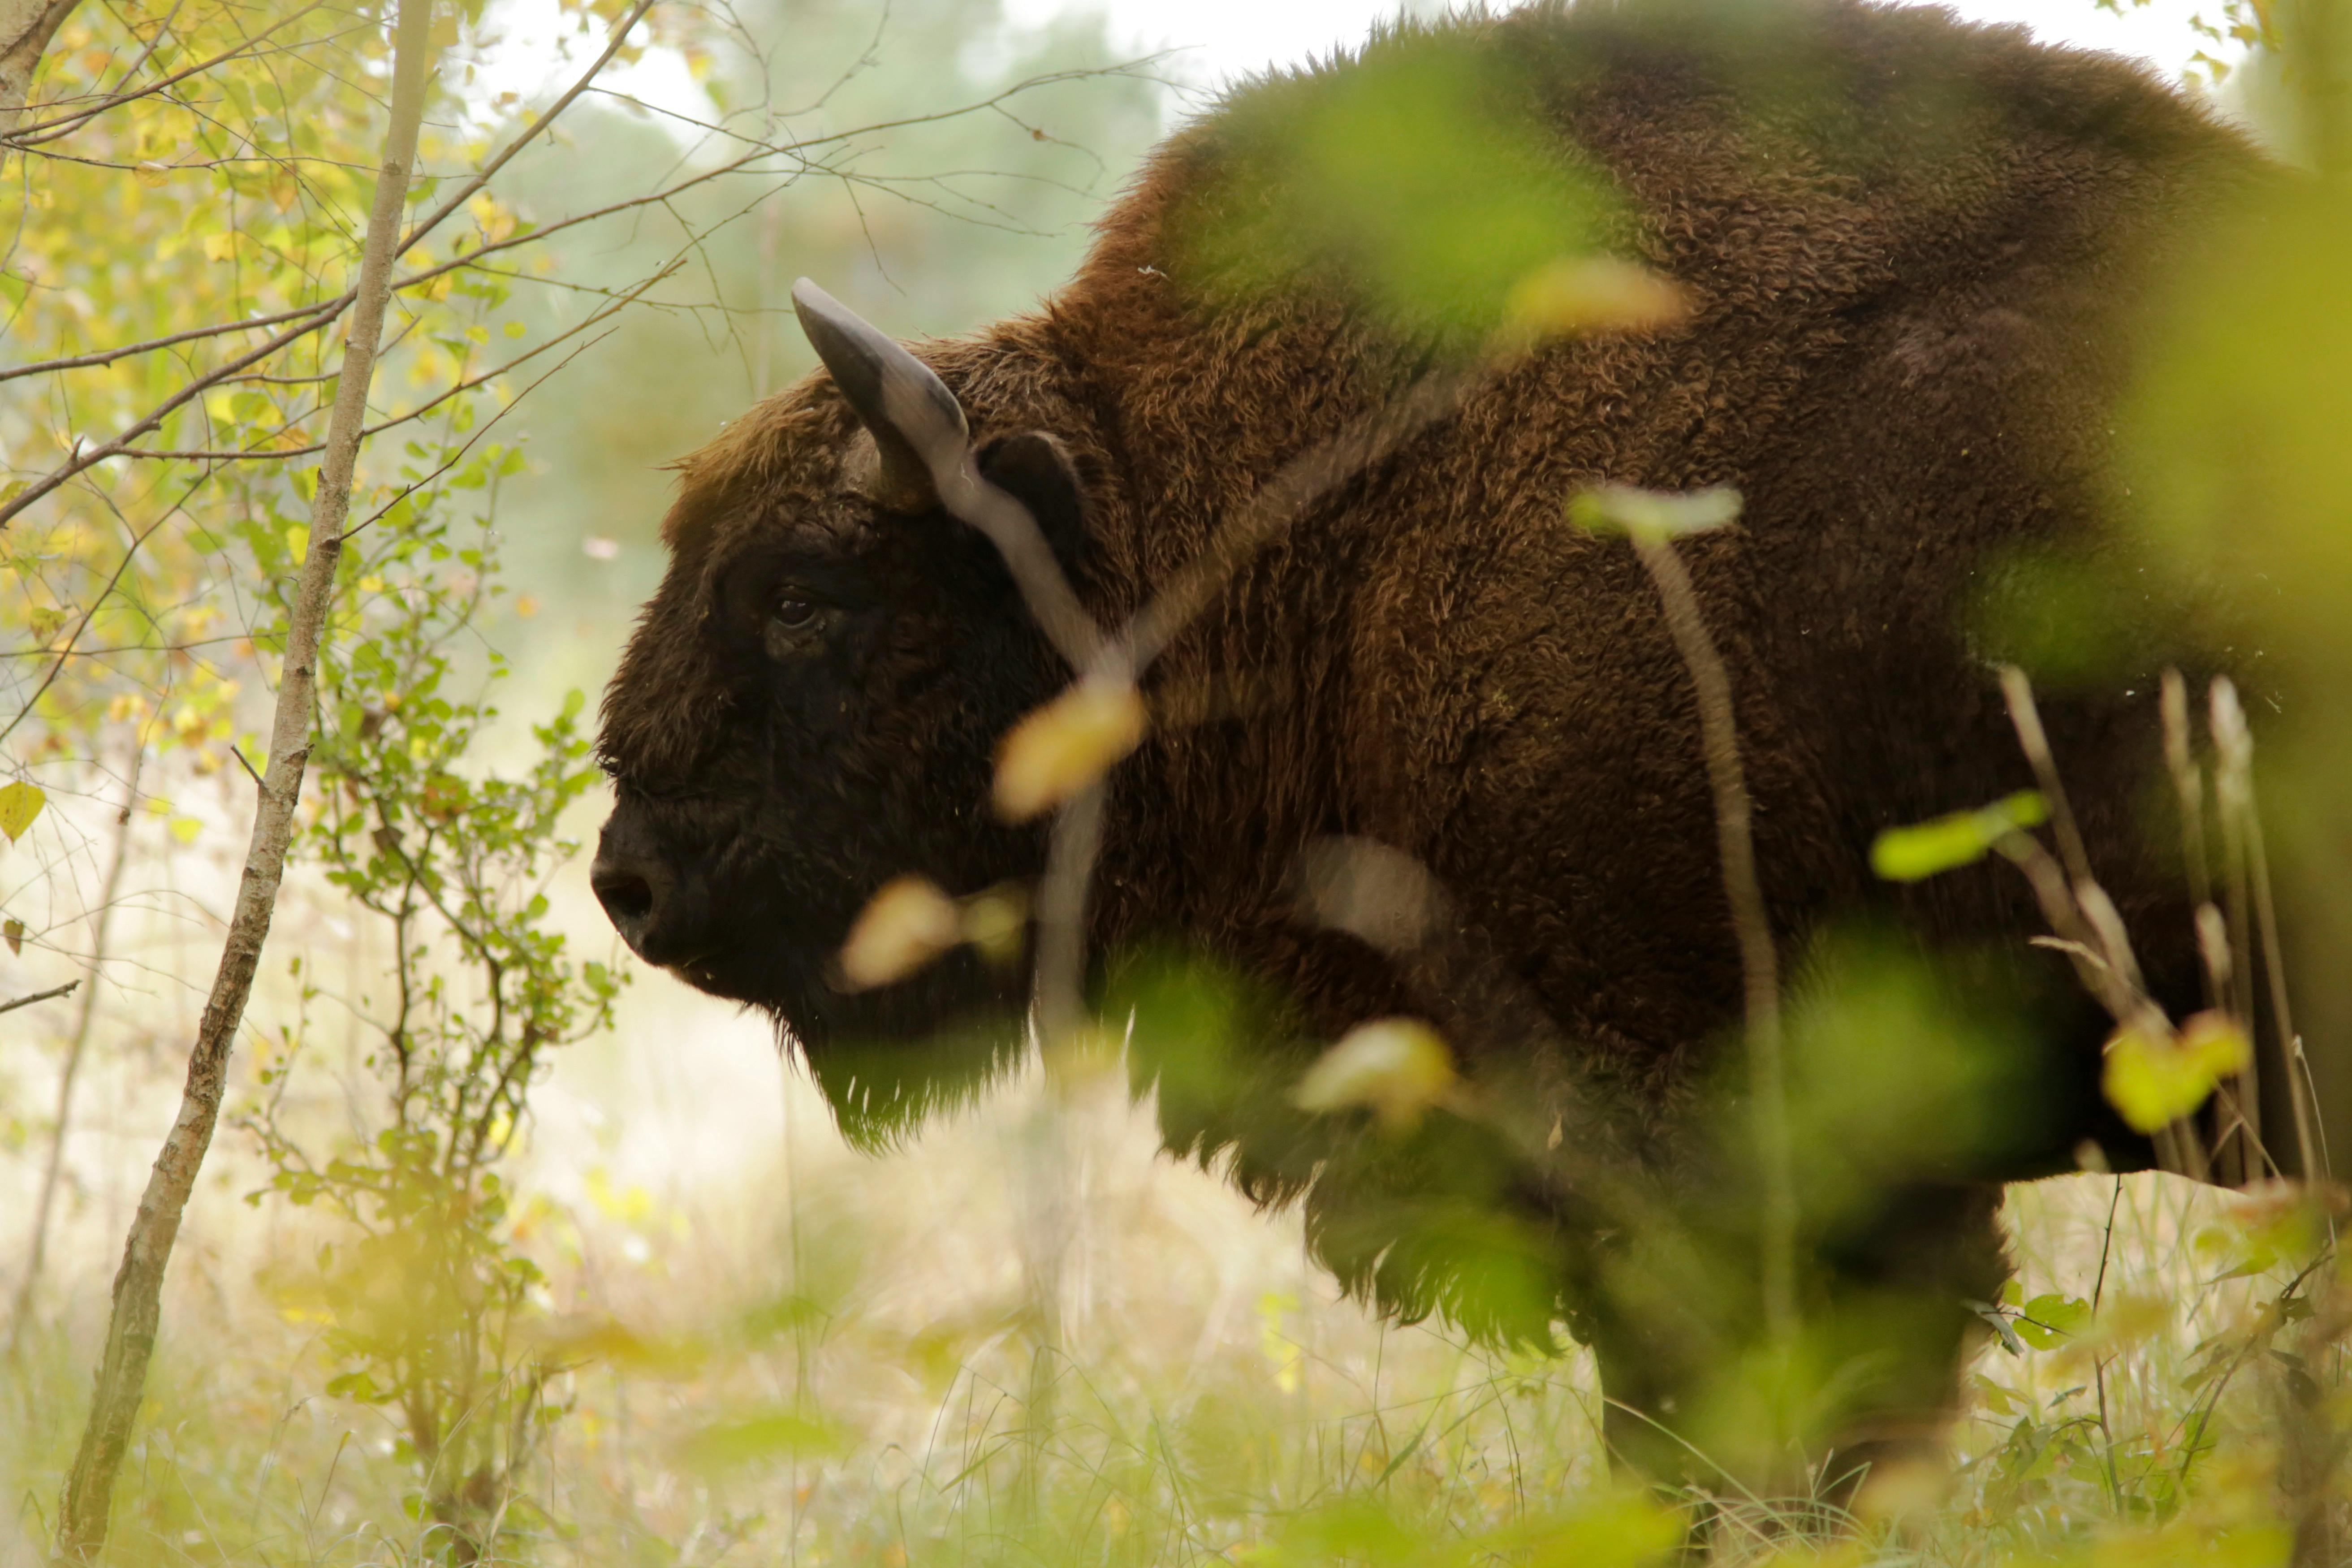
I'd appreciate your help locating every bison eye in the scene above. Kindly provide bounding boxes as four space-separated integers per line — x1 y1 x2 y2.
761 593 835 660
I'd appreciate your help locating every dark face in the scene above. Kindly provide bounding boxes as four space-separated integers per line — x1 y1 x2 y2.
590 382 1090 1075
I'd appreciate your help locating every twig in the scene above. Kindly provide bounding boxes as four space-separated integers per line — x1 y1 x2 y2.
118 258 682 464
0 299 342 384
0 978 78 1015
391 0 658 262
0 470 211 748
54 0 437 1552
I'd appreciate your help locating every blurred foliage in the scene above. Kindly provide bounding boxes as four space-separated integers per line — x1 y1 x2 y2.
1169 34 1620 349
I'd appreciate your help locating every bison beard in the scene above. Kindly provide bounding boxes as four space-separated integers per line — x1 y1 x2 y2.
594 0 2287 1497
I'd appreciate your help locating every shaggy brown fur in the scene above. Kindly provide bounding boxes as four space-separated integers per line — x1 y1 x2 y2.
595 0 2274 1487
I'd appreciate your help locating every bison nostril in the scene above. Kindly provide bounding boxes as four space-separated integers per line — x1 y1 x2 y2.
594 866 656 924
592 810 703 964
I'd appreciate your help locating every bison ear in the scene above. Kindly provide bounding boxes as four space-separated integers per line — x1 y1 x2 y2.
791 277 966 514
975 430 1088 586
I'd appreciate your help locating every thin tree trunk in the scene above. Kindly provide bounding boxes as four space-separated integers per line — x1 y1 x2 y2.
52 0 436 1555
4 743 143 1360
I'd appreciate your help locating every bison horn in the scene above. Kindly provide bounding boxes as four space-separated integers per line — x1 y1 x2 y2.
791 277 969 514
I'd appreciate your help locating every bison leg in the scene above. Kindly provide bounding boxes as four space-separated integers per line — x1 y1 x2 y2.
1808 1180 2011 1508
1576 1179 2009 1511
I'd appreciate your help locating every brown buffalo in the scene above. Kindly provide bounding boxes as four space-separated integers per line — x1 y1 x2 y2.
593 0 2281 1492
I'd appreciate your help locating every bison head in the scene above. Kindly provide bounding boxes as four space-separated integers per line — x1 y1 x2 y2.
591 282 1092 1120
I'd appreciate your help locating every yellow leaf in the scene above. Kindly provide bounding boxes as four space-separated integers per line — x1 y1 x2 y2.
2103 1017 2227 1134
3 918 22 955
1505 255 1690 341
515 593 539 619
0 780 46 842
134 160 170 187
836 875 960 990
993 678 1147 822
168 816 202 845
2182 1009 2253 1080
202 233 236 262
1294 1018 1458 1133
958 883 1029 966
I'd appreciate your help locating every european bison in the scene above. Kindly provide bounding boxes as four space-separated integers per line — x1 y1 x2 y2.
594 0 2281 1494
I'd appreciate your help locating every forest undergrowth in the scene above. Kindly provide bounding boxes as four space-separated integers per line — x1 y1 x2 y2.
0 1080 2326 1568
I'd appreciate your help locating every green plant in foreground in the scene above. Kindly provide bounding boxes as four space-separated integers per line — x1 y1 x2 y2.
242 484 624 1564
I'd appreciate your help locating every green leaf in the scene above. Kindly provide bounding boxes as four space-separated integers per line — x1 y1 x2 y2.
1869 791 2047 882
2014 1293 2093 1349
0 780 47 842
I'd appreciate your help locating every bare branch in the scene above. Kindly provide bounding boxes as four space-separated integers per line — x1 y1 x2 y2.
118 256 684 463
0 978 78 1015
393 0 658 260
0 299 346 385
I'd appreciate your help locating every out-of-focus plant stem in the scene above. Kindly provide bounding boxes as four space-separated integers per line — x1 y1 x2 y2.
52 0 436 1555
4 742 142 1360
1627 530 1795 1347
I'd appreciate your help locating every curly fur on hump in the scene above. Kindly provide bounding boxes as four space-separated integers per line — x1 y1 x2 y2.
597 0 2276 1478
